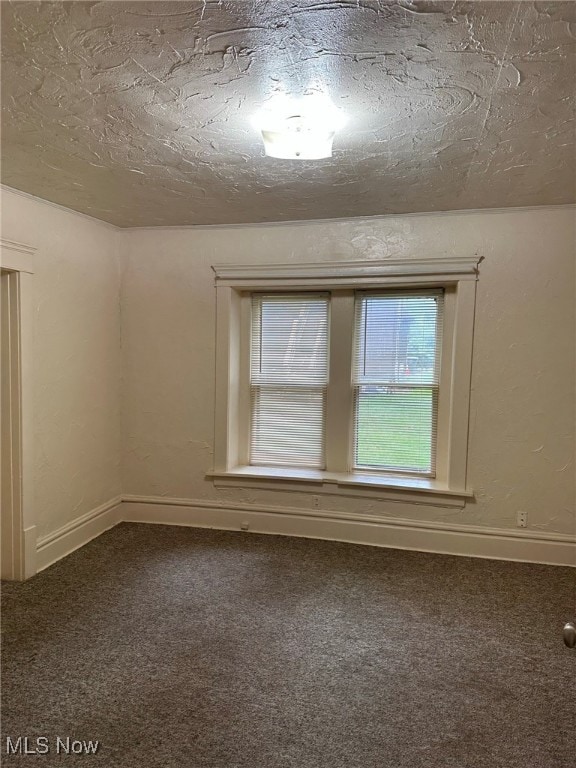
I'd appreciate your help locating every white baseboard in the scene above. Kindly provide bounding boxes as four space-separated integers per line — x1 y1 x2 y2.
36 496 122 572
32 494 575 573
23 525 37 579
122 495 576 568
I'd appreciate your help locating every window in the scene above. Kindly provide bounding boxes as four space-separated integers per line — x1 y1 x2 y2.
250 293 329 469
352 291 443 476
211 258 480 505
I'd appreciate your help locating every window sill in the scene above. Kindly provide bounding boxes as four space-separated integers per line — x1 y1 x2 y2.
207 466 472 507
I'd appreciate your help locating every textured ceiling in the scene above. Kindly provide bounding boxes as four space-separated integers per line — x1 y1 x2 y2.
1 0 575 227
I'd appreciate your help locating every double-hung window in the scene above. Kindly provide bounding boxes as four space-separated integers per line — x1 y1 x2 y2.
352 291 443 477
211 258 479 504
250 293 329 469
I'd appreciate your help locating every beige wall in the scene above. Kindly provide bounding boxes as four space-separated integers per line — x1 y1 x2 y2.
121 207 575 536
1 188 122 539
1 188 573 543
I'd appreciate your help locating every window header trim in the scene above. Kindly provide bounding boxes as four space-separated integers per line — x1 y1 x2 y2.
212 257 481 288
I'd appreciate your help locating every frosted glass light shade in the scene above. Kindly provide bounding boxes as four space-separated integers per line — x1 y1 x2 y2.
261 119 336 159
254 95 346 160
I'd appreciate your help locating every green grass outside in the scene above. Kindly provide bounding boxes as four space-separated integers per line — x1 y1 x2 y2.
356 389 433 473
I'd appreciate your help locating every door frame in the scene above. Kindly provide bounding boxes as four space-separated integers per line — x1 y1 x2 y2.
1 238 36 580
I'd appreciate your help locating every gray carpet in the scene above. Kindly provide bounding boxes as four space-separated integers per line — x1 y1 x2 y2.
1 523 575 767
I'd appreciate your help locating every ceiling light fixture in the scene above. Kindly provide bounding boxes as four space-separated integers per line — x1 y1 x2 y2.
254 93 346 160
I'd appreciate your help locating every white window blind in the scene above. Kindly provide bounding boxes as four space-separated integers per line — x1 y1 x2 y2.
352 291 444 476
250 293 329 468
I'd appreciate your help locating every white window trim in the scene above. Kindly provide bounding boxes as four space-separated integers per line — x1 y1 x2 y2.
209 257 481 505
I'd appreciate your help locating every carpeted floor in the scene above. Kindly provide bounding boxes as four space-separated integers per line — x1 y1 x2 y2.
1 523 575 767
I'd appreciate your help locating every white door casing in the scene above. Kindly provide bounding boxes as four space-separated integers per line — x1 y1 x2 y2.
0 239 36 580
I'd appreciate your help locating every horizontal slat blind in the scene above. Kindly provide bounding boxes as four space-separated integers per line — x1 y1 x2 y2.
352 290 443 476
250 293 329 468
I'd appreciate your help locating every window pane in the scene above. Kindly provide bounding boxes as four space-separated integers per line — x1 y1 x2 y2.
354 293 442 386
355 388 436 473
250 385 326 468
251 294 329 385
353 291 443 476
250 294 329 468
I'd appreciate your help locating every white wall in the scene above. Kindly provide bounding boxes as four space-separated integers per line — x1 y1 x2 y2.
121 207 575 536
1 188 122 540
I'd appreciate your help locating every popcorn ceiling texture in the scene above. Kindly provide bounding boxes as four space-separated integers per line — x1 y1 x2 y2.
1 0 575 227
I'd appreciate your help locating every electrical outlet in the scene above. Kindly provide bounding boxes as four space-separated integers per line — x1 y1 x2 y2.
313 496 320 509
240 521 250 531
516 511 528 528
